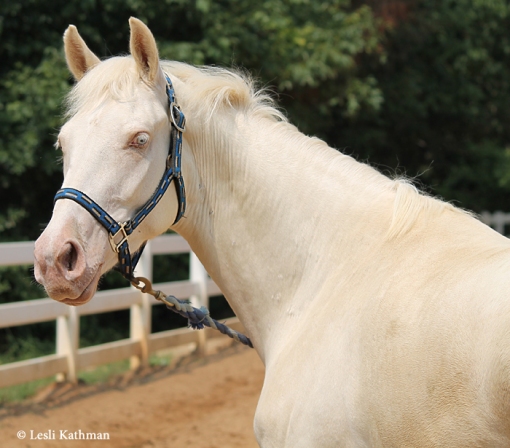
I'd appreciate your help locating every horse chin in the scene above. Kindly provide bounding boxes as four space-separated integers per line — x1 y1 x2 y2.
58 267 103 306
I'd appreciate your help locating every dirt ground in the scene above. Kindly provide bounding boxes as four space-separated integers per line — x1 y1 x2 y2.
0 341 264 448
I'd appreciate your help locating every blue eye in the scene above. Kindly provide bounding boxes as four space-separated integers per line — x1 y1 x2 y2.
130 132 150 148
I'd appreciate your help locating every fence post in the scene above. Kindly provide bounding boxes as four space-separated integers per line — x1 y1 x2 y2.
190 252 208 355
480 211 492 226
130 241 152 369
493 211 507 235
480 211 510 235
56 306 79 383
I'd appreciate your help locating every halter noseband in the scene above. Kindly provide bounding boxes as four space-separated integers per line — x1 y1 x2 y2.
54 73 186 280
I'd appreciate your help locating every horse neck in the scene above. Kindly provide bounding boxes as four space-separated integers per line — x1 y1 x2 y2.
176 108 395 361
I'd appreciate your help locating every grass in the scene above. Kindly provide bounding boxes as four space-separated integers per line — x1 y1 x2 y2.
78 359 131 384
149 353 173 367
0 376 55 405
0 353 174 404
0 333 57 404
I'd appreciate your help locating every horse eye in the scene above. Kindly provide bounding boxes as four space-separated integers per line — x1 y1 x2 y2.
130 132 150 148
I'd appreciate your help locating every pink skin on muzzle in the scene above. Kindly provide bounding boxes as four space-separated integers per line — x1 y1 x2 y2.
34 211 107 306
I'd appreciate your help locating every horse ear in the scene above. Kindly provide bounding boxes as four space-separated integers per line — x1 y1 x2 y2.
129 17 160 83
63 25 101 81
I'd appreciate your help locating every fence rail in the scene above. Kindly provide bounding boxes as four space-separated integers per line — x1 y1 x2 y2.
0 234 241 388
1 211 508 389
479 211 510 236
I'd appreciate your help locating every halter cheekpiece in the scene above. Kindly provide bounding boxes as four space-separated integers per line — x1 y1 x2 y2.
54 73 186 280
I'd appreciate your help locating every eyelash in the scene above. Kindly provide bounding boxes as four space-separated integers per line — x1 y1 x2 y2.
129 132 150 148
55 140 63 163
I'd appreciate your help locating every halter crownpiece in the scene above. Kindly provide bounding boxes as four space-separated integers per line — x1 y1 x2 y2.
54 72 186 280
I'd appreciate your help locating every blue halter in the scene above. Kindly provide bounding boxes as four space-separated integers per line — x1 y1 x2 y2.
54 73 186 280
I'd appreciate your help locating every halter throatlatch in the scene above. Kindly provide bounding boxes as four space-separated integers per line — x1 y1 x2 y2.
54 73 186 280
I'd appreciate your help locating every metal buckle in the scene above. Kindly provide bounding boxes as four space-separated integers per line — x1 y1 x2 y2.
109 223 128 253
170 103 186 132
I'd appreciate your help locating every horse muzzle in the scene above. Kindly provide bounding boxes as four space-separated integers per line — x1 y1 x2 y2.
34 233 103 306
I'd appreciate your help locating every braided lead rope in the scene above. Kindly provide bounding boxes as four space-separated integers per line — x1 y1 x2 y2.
131 277 253 348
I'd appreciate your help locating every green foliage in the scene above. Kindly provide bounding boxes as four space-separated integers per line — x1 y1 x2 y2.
0 46 68 241
340 0 510 211
0 375 55 404
0 265 42 303
78 359 130 384
177 0 383 132
161 1 381 88
0 326 55 363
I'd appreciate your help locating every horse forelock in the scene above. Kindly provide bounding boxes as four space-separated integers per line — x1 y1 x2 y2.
64 56 287 126
64 57 143 118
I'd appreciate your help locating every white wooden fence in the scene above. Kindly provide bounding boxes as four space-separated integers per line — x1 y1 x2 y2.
0 234 243 388
0 211 508 389
479 211 510 236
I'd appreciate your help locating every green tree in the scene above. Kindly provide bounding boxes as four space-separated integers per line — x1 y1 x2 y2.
341 0 510 212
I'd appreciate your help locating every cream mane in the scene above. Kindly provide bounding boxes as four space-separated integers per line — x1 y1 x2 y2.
63 56 468 240
64 56 286 123
161 63 471 239
161 61 287 123
387 179 466 239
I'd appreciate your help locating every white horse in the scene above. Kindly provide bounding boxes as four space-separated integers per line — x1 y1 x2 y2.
34 18 510 447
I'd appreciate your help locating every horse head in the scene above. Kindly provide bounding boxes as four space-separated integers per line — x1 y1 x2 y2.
34 18 181 305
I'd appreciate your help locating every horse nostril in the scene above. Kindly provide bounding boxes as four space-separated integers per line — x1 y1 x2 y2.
66 243 78 271
58 240 81 274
